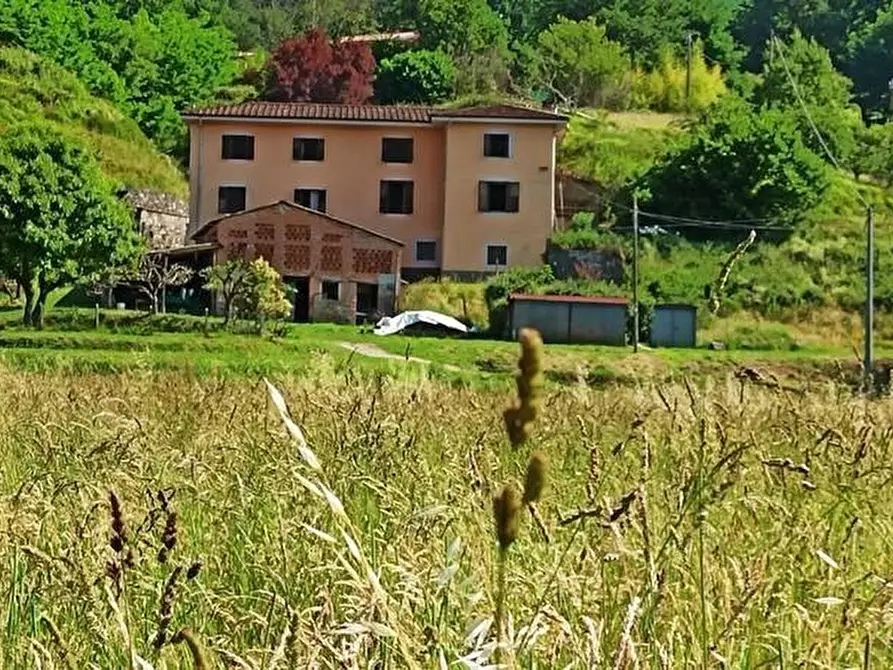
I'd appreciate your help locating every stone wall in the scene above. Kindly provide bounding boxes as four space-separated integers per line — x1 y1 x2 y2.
546 243 624 283
123 190 189 250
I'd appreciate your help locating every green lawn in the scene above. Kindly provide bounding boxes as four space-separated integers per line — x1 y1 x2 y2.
0 307 886 387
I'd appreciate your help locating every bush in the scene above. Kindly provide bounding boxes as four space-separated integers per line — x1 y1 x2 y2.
643 96 830 236
376 49 455 104
397 279 488 328
535 17 630 108
718 322 802 351
631 42 726 112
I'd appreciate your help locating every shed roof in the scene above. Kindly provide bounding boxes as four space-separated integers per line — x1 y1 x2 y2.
509 293 628 305
183 101 567 124
191 200 404 246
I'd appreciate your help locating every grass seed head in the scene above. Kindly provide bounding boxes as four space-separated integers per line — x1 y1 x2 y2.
108 491 127 553
523 451 548 504
154 566 182 650
171 628 209 670
158 511 178 563
186 561 202 580
504 328 544 447
493 484 522 550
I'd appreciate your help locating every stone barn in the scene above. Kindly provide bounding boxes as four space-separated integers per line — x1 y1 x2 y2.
191 201 403 323
123 189 189 249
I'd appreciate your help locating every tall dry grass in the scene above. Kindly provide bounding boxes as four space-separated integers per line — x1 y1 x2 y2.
0 354 891 667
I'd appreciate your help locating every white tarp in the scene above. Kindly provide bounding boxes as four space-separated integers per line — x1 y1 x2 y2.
374 310 469 336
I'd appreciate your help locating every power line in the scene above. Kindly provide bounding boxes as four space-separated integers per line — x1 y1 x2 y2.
773 36 870 209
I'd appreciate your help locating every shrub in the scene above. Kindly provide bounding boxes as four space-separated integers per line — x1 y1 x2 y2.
535 17 630 108
631 42 726 112
265 27 375 103
376 49 455 104
643 96 830 236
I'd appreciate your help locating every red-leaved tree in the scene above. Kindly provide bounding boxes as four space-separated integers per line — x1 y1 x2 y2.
265 27 375 103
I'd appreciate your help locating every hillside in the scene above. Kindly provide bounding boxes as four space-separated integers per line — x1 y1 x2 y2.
0 47 187 197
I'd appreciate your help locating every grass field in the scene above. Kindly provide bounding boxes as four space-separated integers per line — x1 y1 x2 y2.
2 339 892 667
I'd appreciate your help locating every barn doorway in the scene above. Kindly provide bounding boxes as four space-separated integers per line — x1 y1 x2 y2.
290 277 310 322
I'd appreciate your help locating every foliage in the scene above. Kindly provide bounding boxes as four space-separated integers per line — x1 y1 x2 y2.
845 5 893 113
413 0 510 93
397 278 488 328
201 259 251 324
0 46 186 195
853 123 893 184
643 96 830 236
265 27 375 103
631 42 727 112
240 257 291 328
201 257 290 328
127 253 194 314
0 0 237 156
756 31 861 167
376 49 455 104
0 123 142 327
535 17 630 108
558 111 683 201
550 213 630 252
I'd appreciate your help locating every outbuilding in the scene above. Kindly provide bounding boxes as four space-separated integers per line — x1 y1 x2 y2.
508 294 628 345
192 201 403 323
650 304 697 348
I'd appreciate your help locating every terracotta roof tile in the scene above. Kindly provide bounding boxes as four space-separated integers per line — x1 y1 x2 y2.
433 104 568 121
183 101 433 123
183 101 567 123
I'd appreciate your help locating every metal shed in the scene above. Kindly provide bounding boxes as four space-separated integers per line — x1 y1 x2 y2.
508 294 628 345
650 304 697 348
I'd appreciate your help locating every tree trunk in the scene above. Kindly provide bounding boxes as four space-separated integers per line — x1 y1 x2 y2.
223 294 233 325
21 284 35 326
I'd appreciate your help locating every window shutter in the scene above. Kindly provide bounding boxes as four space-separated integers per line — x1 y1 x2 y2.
478 182 488 212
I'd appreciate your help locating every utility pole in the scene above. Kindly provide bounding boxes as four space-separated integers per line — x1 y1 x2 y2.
633 194 640 353
685 31 694 105
865 205 875 386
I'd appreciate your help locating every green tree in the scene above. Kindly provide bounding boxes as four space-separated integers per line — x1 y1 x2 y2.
201 258 251 324
241 257 291 330
414 0 510 92
643 96 829 236
631 41 727 112
535 17 629 108
0 124 142 326
376 49 455 103
846 5 893 113
756 31 861 168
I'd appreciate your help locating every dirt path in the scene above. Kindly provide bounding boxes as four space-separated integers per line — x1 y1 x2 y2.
338 342 461 371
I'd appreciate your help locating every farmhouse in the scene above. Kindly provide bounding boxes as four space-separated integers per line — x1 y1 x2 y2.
191 200 402 323
182 101 567 278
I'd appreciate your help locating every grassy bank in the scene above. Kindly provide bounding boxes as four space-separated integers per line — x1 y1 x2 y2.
1 363 891 666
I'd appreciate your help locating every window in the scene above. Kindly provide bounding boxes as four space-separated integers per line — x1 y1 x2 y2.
381 137 413 163
478 181 520 212
484 133 511 158
321 280 340 301
293 137 325 161
218 186 246 214
415 240 437 263
486 244 508 267
294 188 327 213
221 134 254 160
379 180 414 214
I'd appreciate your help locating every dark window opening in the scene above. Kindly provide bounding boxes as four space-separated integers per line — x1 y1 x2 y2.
321 280 340 301
221 135 254 160
293 137 325 161
379 180 414 214
381 137 413 163
478 181 519 213
218 186 246 214
415 240 437 262
483 133 510 158
486 245 508 266
294 188 327 213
